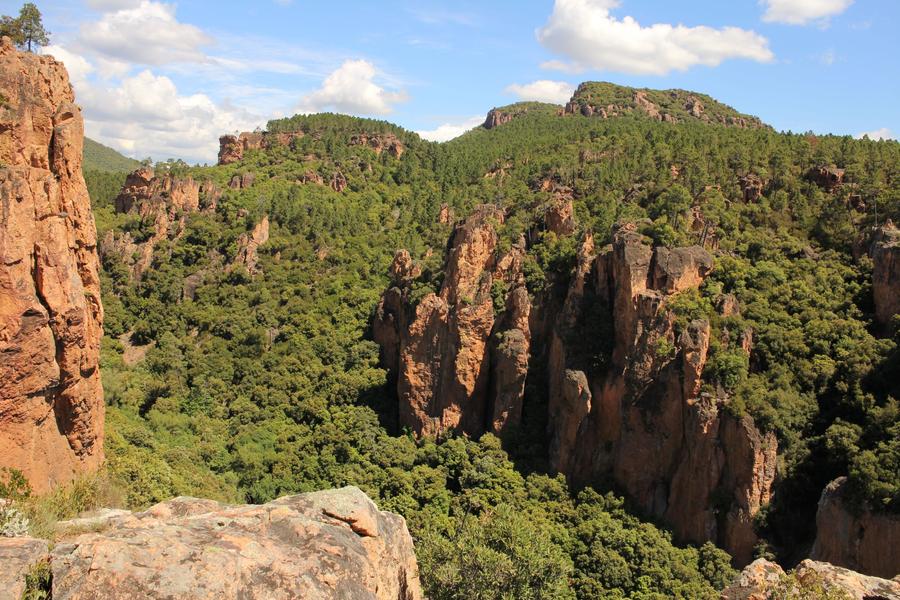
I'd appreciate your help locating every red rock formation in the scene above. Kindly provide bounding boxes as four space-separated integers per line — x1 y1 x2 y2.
0 487 422 599
375 207 533 437
545 197 576 236
102 167 200 279
722 558 900 600
438 203 453 225
810 477 900 579
350 133 405 158
546 226 774 564
808 165 846 192
217 130 303 165
232 216 270 276
870 223 900 327
374 211 776 564
0 37 104 492
228 172 255 190
483 108 515 129
330 171 348 193
0 537 49 599
739 174 765 202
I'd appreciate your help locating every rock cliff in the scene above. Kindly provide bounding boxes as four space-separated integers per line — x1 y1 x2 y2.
548 224 775 564
374 206 531 436
811 477 900 579
375 210 776 564
0 487 422 600
101 166 208 279
721 558 900 600
0 37 104 492
870 222 900 327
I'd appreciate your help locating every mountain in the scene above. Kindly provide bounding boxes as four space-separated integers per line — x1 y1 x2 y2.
2 50 899 600
83 137 140 172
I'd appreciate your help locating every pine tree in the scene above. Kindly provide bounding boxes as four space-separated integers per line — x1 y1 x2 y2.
16 3 49 52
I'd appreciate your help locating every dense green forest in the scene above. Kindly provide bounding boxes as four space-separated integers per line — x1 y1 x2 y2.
81 96 900 598
83 137 141 172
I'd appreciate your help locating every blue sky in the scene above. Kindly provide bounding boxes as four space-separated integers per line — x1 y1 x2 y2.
28 0 900 163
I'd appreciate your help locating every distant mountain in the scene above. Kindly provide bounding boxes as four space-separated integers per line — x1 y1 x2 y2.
83 137 140 172
482 82 767 131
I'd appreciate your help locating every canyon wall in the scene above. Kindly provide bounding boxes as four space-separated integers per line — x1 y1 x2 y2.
0 37 104 492
811 477 900 580
870 222 900 328
375 211 776 564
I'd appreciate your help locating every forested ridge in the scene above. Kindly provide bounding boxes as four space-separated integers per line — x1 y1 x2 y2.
82 87 900 599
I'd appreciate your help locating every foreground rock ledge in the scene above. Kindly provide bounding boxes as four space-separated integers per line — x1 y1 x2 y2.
1 486 422 600
721 558 900 600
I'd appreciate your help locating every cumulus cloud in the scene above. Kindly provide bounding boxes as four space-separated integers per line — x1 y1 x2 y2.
856 128 895 141
78 70 262 162
416 116 483 142
43 45 94 84
537 0 774 75
298 60 408 116
78 1 212 65
504 80 574 104
761 0 853 25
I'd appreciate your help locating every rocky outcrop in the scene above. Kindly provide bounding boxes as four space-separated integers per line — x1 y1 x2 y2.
563 82 766 129
217 130 304 165
374 207 532 437
808 165 845 192
0 537 49 600
232 215 270 276
331 170 348 193
228 172 255 189
870 223 900 327
1 487 421 600
375 210 775 563
484 108 515 129
350 133 405 158
545 225 775 564
0 37 104 492
811 477 900 579
721 558 900 600
101 167 202 279
739 174 765 202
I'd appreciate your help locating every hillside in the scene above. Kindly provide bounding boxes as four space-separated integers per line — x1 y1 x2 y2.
83 137 141 172
6 75 900 598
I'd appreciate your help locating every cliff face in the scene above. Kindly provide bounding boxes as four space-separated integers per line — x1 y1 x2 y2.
375 211 776 564
101 166 211 280
870 222 900 327
0 487 422 600
548 225 775 564
374 206 531 437
810 477 900 579
0 37 104 492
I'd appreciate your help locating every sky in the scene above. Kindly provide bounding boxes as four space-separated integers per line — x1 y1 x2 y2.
18 0 900 163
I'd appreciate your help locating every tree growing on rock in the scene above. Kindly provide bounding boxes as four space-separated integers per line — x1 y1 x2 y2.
0 3 49 52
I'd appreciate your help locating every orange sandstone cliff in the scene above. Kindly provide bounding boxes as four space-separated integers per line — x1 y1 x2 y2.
0 37 104 491
375 209 776 565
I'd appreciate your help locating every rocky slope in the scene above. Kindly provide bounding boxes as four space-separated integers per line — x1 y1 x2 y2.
0 37 104 492
870 222 900 327
721 558 900 600
811 477 900 579
0 487 421 600
375 208 776 564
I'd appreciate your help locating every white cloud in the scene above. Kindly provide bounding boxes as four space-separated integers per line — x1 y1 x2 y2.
42 45 94 84
505 80 574 104
85 0 142 10
761 0 853 25
536 0 774 75
78 1 212 65
416 116 483 142
298 60 408 116
856 128 895 141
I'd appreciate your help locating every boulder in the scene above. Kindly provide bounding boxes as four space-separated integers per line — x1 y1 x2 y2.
47 487 422 600
0 537 49 600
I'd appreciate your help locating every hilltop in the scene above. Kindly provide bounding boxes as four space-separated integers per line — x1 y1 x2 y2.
83 137 140 172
